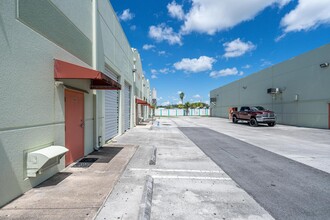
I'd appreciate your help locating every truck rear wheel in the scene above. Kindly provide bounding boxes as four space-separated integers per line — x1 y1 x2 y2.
232 115 238 123
249 118 258 127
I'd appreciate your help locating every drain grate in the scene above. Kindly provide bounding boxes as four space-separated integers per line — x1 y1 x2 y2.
72 158 98 168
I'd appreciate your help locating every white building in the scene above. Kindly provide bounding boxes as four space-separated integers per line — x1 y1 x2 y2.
0 0 152 207
210 44 330 129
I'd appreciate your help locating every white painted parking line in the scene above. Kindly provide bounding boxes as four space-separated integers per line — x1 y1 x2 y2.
130 168 224 173
152 175 231 180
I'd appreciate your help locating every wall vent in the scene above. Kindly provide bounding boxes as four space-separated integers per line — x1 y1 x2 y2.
267 88 281 94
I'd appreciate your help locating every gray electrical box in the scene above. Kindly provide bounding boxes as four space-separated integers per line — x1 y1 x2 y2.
27 145 68 177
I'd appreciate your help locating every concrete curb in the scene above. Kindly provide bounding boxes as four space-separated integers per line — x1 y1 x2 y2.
149 146 157 165
138 175 154 220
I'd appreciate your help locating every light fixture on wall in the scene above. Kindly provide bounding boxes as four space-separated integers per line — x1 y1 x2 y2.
54 81 64 87
242 86 247 89
320 62 329 68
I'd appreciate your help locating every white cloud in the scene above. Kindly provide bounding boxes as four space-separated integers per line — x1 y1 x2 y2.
261 59 273 67
281 0 330 33
119 9 134 21
149 24 182 45
130 25 137 31
210 67 243 78
159 68 170 74
150 67 174 78
151 69 158 79
275 34 286 42
158 51 167 56
181 0 291 35
143 44 155 50
167 1 185 20
162 101 171 106
174 56 216 73
278 0 292 8
242 64 251 69
193 94 201 99
223 38 256 58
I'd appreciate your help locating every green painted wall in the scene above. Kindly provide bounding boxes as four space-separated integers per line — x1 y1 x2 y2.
210 44 330 129
17 0 92 66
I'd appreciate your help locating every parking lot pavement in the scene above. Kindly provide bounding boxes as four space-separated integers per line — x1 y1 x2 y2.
177 116 330 174
95 118 274 220
180 126 330 220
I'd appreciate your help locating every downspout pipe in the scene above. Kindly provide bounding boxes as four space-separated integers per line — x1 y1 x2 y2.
93 0 101 151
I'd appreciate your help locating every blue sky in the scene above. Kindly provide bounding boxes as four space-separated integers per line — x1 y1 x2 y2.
110 0 330 106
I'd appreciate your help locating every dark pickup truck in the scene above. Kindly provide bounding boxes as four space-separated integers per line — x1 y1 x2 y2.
232 106 276 127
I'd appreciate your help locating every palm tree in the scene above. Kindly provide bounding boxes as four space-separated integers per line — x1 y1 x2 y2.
184 102 190 116
179 92 184 104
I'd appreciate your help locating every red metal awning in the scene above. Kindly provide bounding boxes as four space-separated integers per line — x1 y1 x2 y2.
135 98 148 105
136 98 149 105
136 98 154 108
54 59 121 90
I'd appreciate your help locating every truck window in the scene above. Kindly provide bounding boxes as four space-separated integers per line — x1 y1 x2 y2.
253 106 266 111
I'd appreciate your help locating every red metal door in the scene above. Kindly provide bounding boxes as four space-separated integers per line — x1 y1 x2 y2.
65 90 84 166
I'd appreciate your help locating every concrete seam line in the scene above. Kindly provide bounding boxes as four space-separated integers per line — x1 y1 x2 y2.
92 145 139 220
149 146 157 165
138 175 154 220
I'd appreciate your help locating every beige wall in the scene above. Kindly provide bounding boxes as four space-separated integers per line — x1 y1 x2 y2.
210 44 330 129
0 0 94 207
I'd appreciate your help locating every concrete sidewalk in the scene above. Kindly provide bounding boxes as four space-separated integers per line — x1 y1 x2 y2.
0 144 138 220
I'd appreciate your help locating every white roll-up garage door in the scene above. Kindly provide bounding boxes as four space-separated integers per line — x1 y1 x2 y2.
104 67 119 141
124 82 131 131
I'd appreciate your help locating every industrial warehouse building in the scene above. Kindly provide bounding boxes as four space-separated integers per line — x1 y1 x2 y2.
210 44 330 129
0 0 152 207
